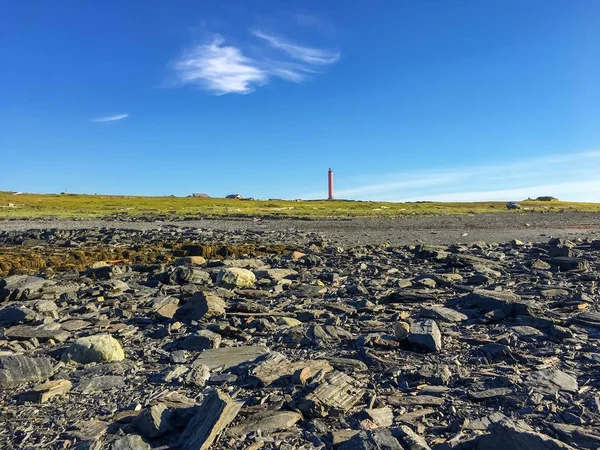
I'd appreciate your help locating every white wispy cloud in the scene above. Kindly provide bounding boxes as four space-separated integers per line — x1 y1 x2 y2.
92 114 129 123
174 36 267 94
173 29 339 95
252 30 340 65
298 150 600 202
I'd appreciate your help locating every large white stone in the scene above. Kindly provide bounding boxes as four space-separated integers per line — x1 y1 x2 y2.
62 334 125 364
216 267 256 288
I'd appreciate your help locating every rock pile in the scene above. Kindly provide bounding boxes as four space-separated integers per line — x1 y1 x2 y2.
0 228 599 449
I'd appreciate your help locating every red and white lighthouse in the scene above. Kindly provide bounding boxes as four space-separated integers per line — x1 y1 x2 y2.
328 168 334 200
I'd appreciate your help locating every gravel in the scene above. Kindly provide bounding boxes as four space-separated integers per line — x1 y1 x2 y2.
2 211 600 246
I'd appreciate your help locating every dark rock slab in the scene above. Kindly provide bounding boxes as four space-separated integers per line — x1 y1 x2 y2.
408 320 442 352
179 389 242 450
476 417 576 449
0 355 54 386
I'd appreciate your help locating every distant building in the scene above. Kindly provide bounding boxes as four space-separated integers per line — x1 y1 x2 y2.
191 193 210 198
226 194 243 199
535 196 559 201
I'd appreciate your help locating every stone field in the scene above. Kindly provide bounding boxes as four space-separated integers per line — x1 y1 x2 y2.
0 220 599 449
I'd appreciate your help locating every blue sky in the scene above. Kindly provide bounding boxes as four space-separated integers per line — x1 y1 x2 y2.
1 0 600 201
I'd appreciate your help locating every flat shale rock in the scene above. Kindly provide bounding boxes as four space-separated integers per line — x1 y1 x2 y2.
226 410 303 437
420 305 467 322
297 371 364 417
0 354 54 386
468 387 513 402
62 333 125 364
75 375 126 393
362 407 394 427
551 256 590 271
550 423 600 449
179 389 243 450
476 417 576 449
248 352 333 386
0 275 53 301
5 323 70 342
462 289 521 313
525 368 578 394
191 346 270 370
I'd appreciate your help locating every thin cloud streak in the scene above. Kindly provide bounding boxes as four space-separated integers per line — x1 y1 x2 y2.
408 179 600 202
92 114 129 123
298 150 600 201
173 29 339 95
252 30 340 65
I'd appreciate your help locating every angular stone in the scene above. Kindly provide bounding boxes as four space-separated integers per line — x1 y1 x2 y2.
297 371 364 418
176 291 226 321
0 355 54 386
216 267 256 288
417 364 452 385
393 321 410 341
0 305 36 326
152 296 179 319
408 320 442 353
180 330 222 351
394 425 432 450
185 364 211 387
110 435 151 450
152 365 190 384
462 289 521 314
132 403 172 439
179 389 243 450
226 410 303 437
552 257 590 272
23 379 72 403
62 333 125 364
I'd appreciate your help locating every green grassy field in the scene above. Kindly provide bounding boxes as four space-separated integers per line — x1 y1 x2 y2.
1 192 599 219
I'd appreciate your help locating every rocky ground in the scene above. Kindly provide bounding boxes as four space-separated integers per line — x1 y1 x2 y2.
0 220 600 449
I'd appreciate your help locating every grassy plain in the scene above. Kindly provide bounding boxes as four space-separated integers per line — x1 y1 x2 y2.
1 192 599 219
